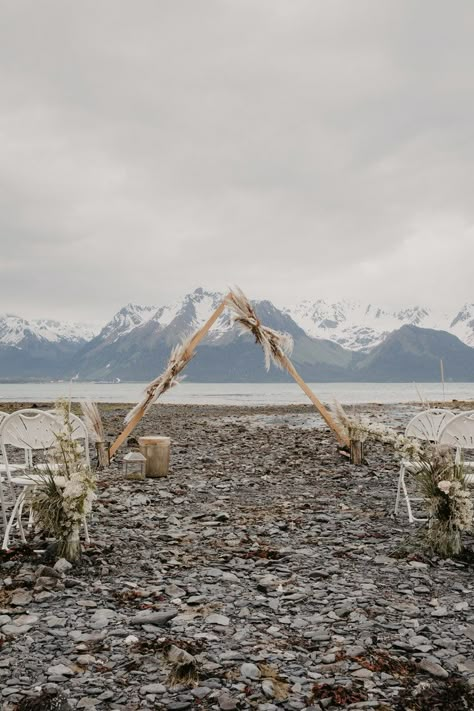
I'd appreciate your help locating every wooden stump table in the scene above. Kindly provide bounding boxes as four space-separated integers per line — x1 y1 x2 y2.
138 436 171 478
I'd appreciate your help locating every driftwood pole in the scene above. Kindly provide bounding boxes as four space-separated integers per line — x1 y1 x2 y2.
224 287 350 449
350 439 364 465
109 299 228 459
95 441 109 469
281 357 350 448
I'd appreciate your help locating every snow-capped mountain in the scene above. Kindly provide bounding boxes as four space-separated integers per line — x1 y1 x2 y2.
96 304 158 344
450 304 474 348
0 314 99 347
0 290 473 381
74 288 342 382
285 300 474 350
152 288 233 343
93 289 233 349
0 314 100 379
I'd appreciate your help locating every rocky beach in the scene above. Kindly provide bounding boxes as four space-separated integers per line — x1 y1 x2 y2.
1 402 474 710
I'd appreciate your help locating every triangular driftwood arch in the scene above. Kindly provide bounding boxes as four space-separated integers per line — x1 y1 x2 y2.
109 290 349 457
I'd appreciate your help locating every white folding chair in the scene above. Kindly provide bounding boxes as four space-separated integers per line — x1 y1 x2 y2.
394 409 455 523
0 410 91 549
0 409 30 474
0 410 60 548
439 413 474 485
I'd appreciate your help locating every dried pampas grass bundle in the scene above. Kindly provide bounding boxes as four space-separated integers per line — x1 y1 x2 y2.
226 287 348 447
80 400 105 443
225 287 293 370
124 334 195 425
80 400 108 468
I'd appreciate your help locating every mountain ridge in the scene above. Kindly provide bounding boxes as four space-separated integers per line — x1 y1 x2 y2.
0 290 473 382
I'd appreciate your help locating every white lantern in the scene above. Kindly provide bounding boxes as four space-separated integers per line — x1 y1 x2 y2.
123 450 146 480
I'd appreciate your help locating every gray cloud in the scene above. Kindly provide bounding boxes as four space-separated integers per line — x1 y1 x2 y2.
0 0 473 320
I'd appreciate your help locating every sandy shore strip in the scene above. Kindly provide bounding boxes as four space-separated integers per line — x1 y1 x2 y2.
0 402 473 710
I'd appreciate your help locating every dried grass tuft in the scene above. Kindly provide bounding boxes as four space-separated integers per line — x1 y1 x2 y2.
81 399 108 466
80 400 105 443
259 664 289 700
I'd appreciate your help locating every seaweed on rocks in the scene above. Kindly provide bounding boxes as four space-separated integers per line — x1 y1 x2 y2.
130 636 205 657
310 681 368 706
352 648 418 677
395 676 474 710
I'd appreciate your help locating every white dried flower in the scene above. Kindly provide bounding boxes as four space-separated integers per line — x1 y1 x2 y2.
31 399 96 561
437 480 452 494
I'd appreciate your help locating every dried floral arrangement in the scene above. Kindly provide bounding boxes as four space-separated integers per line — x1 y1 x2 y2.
225 287 294 370
80 399 108 468
124 334 195 426
333 401 473 556
30 400 96 561
226 288 349 446
416 448 473 557
332 401 422 459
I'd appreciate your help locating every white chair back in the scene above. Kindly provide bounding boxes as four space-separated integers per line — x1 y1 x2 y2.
0 412 8 449
0 410 60 451
439 413 474 450
405 409 455 443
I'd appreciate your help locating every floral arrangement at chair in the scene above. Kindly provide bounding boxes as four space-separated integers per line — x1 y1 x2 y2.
333 402 473 557
416 447 473 557
30 400 96 561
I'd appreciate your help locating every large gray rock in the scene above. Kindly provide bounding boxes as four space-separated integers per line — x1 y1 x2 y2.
129 609 178 626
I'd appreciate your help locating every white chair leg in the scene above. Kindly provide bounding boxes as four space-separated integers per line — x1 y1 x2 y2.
0 482 8 531
16 495 28 543
394 464 404 515
27 505 35 529
400 471 415 523
2 490 26 550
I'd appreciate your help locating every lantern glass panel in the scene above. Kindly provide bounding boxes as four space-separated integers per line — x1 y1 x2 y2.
123 450 146 480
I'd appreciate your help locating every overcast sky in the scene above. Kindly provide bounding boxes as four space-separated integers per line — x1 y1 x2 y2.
1 1 473 322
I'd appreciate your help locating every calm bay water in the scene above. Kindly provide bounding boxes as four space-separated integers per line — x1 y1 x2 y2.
0 381 473 405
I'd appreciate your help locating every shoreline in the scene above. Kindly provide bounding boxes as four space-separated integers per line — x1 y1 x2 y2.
1 399 473 415
1 381 474 409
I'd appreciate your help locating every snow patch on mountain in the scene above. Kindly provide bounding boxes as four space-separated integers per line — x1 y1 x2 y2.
153 300 182 328
98 304 157 343
285 300 457 351
169 288 233 340
2 293 474 356
0 314 99 347
186 289 231 334
450 303 474 347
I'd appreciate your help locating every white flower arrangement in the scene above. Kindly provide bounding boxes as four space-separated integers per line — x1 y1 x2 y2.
31 400 96 561
437 480 452 494
417 450 473 556
332 401 473 557
332 401 422 459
